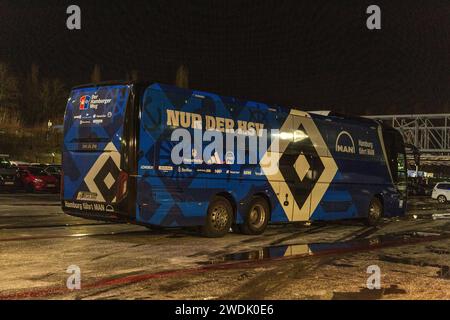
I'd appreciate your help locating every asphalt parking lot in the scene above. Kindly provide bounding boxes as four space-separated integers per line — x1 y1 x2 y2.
1 193 450 299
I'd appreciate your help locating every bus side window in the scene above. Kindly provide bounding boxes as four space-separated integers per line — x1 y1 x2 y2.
141 88 175 168
291 115 317 157
278 136 296 180
308 117 331 158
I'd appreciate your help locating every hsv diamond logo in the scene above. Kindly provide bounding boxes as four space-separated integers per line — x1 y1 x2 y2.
260 109 338 222
79 95 91 110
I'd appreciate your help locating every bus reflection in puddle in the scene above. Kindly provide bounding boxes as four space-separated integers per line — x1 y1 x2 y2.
204 231 442 264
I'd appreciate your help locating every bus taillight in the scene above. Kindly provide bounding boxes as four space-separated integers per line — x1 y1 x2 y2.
116 171 128 202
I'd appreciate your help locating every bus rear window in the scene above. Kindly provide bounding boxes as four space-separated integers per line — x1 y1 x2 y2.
64 85 131 143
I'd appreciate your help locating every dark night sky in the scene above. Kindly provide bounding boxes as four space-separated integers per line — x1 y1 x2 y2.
0 0 449 115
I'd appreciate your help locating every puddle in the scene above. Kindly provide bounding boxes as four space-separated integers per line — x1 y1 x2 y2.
432 213 450 220
379 254 450 280
203 231 443 265
332 285 406 300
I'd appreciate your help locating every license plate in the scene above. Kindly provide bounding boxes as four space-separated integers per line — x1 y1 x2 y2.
47 184 55 188
77 191 97 201
4 182 14 185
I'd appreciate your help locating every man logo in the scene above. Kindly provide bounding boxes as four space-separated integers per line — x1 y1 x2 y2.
336 131 355 154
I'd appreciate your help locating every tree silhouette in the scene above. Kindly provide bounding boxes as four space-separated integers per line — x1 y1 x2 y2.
91 64 101 83
175 64 189 89
0 62 19 124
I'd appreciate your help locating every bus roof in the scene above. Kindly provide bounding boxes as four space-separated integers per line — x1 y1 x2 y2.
70 81 382 128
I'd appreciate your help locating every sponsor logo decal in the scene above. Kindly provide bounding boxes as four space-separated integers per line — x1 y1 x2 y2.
225 151 235 164
335 132 375 156
88 94 112 110
336 131 356 154
79 95 91 110
64 201 114 213
358 140 375 156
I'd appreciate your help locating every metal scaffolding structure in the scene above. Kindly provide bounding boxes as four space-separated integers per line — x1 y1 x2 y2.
365 114 450 166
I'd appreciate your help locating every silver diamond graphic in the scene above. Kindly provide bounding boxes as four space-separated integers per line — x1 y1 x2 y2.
295 154 310 181
103 173 115 190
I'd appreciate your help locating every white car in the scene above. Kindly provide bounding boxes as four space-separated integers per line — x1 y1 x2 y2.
431 182 450 203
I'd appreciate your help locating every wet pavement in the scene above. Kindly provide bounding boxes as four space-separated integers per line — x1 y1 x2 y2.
1 193 450 299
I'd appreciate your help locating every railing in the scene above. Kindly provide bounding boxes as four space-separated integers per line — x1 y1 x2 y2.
366 114 450 155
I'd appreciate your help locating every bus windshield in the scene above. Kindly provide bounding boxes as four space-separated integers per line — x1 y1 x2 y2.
63 84 131 144
383 128 407 194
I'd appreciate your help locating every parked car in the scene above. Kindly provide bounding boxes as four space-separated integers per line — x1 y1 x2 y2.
10 160 30 167
43 164 61 186
0 154 19 192
43 164 61 177
431 182 450 203
18 166 59 193
409 181 434 196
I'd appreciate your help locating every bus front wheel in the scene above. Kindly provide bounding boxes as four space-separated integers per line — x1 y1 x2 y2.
238 197 270 235
367 197 383 226
202 196 233 237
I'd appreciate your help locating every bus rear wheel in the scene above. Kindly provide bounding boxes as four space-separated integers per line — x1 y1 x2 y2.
202 196 233 237
238 197 270 235
367 197 383 226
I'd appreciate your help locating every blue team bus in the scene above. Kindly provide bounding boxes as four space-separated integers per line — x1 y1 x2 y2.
62 81 407 237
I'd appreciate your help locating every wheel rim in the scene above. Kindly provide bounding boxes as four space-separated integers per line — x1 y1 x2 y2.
439 196 446 203
211 205 229 231
369 202 381 220
248 204 266 229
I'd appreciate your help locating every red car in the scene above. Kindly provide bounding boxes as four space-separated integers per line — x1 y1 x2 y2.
19 166 59 193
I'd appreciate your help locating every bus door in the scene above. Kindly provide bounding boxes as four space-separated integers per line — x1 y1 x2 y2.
276 114 312 222
302 117 342 221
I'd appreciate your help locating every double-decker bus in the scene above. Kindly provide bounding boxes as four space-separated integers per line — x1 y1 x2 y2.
62 82 407 237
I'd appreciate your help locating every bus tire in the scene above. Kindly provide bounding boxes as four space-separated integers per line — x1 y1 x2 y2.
367 197 383 226
202 196 233 237
238 196 270 235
